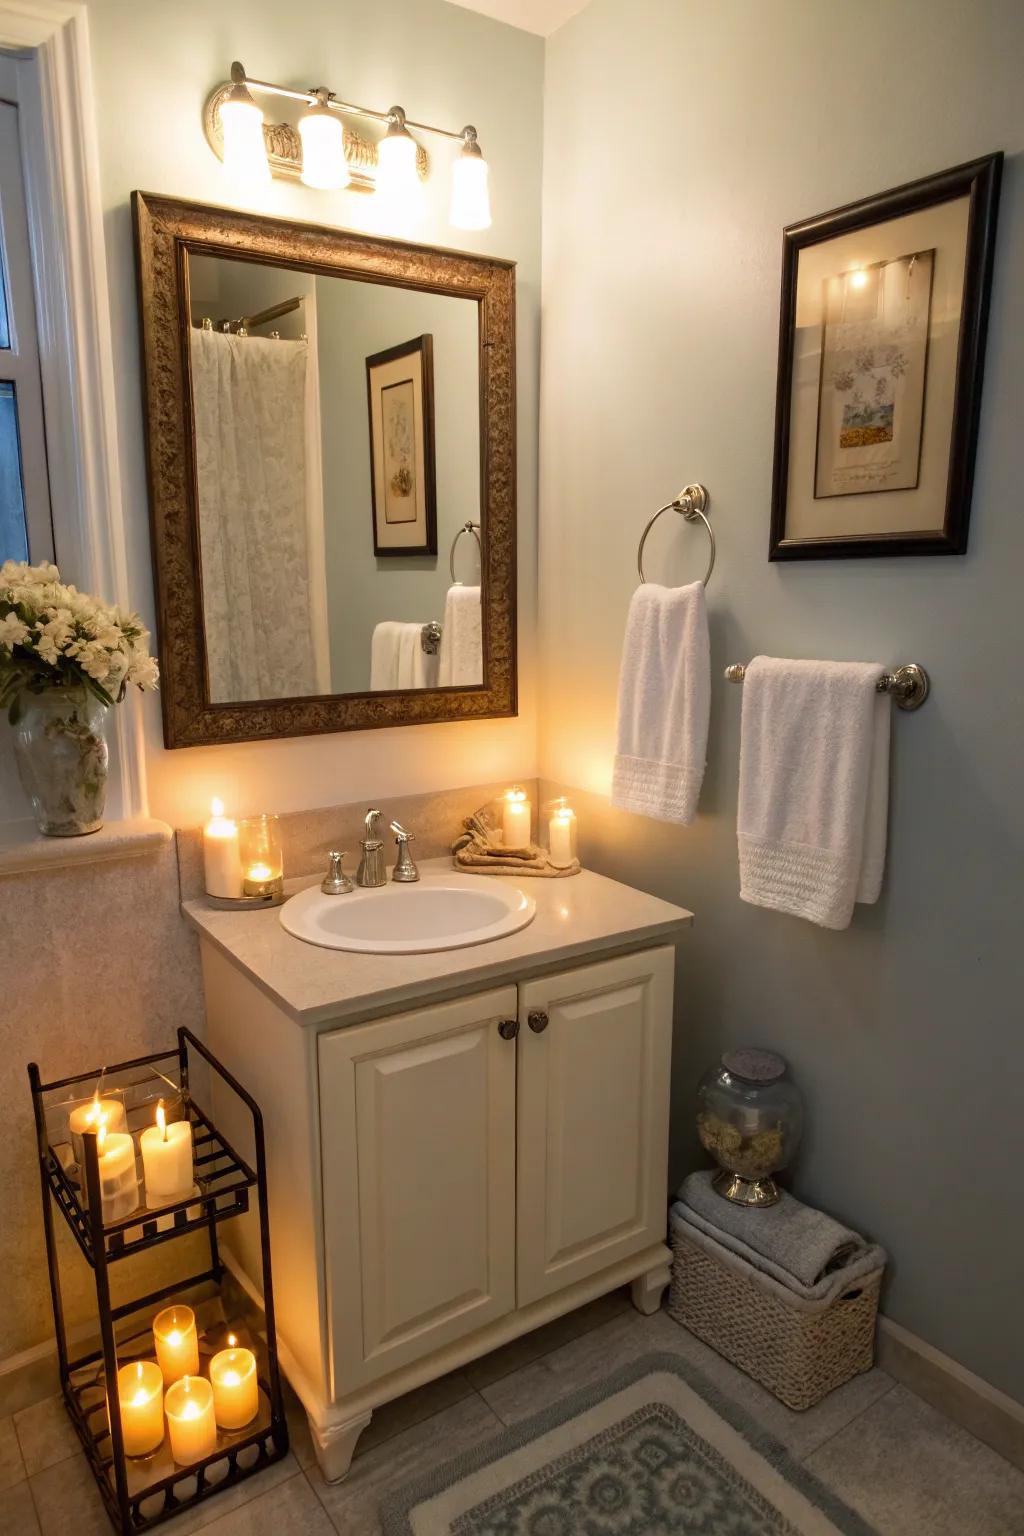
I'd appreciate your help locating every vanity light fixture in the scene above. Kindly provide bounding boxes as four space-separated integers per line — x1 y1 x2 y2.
205 62 492 230
298 90 350 191
217 69 271 189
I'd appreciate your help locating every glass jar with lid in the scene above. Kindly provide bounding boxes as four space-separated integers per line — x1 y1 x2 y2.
696 1048 803 1207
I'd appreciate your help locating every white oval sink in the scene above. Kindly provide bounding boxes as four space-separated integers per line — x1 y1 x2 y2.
280 871 536 954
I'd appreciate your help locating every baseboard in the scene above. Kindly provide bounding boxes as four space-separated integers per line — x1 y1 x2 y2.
877 1315 1024 1473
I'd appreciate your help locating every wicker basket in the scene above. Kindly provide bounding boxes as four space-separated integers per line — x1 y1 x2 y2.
668 1217 882 1411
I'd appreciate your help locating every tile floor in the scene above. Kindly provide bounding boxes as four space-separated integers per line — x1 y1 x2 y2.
4 1291 1023 1534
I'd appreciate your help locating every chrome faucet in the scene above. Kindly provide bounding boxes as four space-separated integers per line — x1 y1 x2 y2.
321 850 353 895
356 808 387 888
390 821 420 883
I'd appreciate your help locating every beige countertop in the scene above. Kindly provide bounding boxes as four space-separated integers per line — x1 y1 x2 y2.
182 858 693 1027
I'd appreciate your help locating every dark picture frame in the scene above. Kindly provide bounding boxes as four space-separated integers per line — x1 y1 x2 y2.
366 334 438 557
770 153 1002 560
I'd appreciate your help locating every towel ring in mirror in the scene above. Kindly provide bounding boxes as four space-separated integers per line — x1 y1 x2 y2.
637 484 714 586
450 520 482 583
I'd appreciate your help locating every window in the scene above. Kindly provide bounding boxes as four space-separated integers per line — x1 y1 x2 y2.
0 64 52 564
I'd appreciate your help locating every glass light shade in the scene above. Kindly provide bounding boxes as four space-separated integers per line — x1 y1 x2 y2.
450 151 491 231
219 96 271 187
375 129 423 217
299 106 350 190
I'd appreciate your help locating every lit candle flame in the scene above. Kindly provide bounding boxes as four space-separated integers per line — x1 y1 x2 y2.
97 1123 107 1152
227 1334 237 1348
223 1370 241 1387
156 1099 167 1142
168 1329 182 1347
211 796 225 819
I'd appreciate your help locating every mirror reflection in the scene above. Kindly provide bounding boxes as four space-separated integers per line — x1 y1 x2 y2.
187 253 482 703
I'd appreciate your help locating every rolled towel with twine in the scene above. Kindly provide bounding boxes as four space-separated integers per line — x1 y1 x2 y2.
452 811 580 878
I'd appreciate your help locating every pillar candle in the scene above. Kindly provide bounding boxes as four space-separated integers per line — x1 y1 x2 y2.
165 1376 217 1465
210 1338 259 1430
116 1360 164 1457
141 1101 194 1204
501 787 531 847
203 799 243 898
86 1127 138 1225
69 1093 126 1171
153 1304 200 1383
548 803 577 868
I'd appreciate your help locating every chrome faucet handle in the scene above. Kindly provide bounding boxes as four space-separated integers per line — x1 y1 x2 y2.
357 808 387 888
390 821 420 883
321 850 353 895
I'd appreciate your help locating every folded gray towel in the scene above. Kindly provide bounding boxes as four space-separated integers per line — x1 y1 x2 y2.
679 1170 867 1289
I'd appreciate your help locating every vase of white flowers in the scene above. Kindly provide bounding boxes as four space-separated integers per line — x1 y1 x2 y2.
0 560 159 836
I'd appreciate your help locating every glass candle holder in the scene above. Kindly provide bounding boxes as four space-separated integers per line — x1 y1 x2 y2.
116 1359 164 1457
153 1303 200 1383
165 1375 217 1465
67 1088 127 1172
239 814 284 899
545 797 578 868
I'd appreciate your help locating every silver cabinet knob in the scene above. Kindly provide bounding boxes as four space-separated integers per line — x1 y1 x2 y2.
322 851 353 895
528 1010 549 1033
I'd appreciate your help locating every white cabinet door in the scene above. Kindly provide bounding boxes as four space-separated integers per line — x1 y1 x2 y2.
516 947 674 1306
319 986 518 1391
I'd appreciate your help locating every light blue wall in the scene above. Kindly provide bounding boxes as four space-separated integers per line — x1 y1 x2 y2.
539 0 1024 1400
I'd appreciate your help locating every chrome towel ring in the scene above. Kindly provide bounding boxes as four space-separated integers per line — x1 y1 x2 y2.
450 520 482 583
637 484 714 586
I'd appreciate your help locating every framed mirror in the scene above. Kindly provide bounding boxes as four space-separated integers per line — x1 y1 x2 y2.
133 191 516 749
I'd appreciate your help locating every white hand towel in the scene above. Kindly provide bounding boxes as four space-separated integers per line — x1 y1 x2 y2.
737 657 890 929
611 581 710 824
370 621 402 690
438 585 483 686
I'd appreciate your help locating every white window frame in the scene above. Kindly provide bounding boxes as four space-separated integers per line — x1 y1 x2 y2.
0 67 53 563
0 1 144 819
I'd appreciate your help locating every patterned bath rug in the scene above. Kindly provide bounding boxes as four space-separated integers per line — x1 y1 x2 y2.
381 1352 876 1534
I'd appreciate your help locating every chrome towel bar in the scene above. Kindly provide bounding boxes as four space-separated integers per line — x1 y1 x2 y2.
724 662 930 711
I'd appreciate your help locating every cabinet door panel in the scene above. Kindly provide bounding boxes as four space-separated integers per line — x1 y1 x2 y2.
319 986 517 1392
517 948 674 1305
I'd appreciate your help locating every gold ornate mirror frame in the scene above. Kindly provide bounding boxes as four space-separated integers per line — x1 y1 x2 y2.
132 191 516 749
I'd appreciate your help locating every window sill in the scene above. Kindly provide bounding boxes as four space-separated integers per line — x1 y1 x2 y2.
0 816 173 877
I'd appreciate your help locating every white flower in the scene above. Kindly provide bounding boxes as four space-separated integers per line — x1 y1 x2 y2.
126 651 160 691
0 612 30 650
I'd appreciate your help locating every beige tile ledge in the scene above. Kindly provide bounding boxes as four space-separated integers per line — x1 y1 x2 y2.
0 816 172 877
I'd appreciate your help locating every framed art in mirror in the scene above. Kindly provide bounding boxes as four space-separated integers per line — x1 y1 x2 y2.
770 153 1002 560
132 191 516 748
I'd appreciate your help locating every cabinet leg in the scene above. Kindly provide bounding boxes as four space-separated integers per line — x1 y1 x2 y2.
310 1409 372 1484
631 1262 671 1317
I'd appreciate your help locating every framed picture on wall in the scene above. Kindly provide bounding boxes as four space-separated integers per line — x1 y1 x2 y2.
769 153 1002 559
366 333 437 556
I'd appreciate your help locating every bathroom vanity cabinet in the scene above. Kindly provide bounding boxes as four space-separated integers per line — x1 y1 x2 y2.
186 864 691 1481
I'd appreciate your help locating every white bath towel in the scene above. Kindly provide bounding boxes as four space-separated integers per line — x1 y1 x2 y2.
611 581 710 824
370 622 439 690
438 585 483 686
737 657 890 929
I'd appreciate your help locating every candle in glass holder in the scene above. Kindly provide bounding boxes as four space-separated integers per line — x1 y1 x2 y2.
239 814 284 899
548 799 578 868
140 1101 194 1205
501 786 531 848
153 1303 200 1383
210 1336 259 1430
165 1375 217 1464
84 1125 138 1225
116 1360 164 1457
69 1091 126 1171
203 798 243 898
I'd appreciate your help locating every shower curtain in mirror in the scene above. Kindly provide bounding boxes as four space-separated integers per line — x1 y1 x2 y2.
191 328 329 701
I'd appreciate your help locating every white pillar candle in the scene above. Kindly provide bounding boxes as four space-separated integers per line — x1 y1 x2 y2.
203 798 243 898
87 1127 138 1225
153 1304 200 1383
501 787 531 848
116 1360 164 1457
164 1375 217 1465
210 1338 259 1430
141 1102 194 1205
548 803 577 868
69 1093 126 1171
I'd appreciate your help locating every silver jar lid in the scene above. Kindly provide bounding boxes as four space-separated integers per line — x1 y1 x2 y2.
721 1047 787 1084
